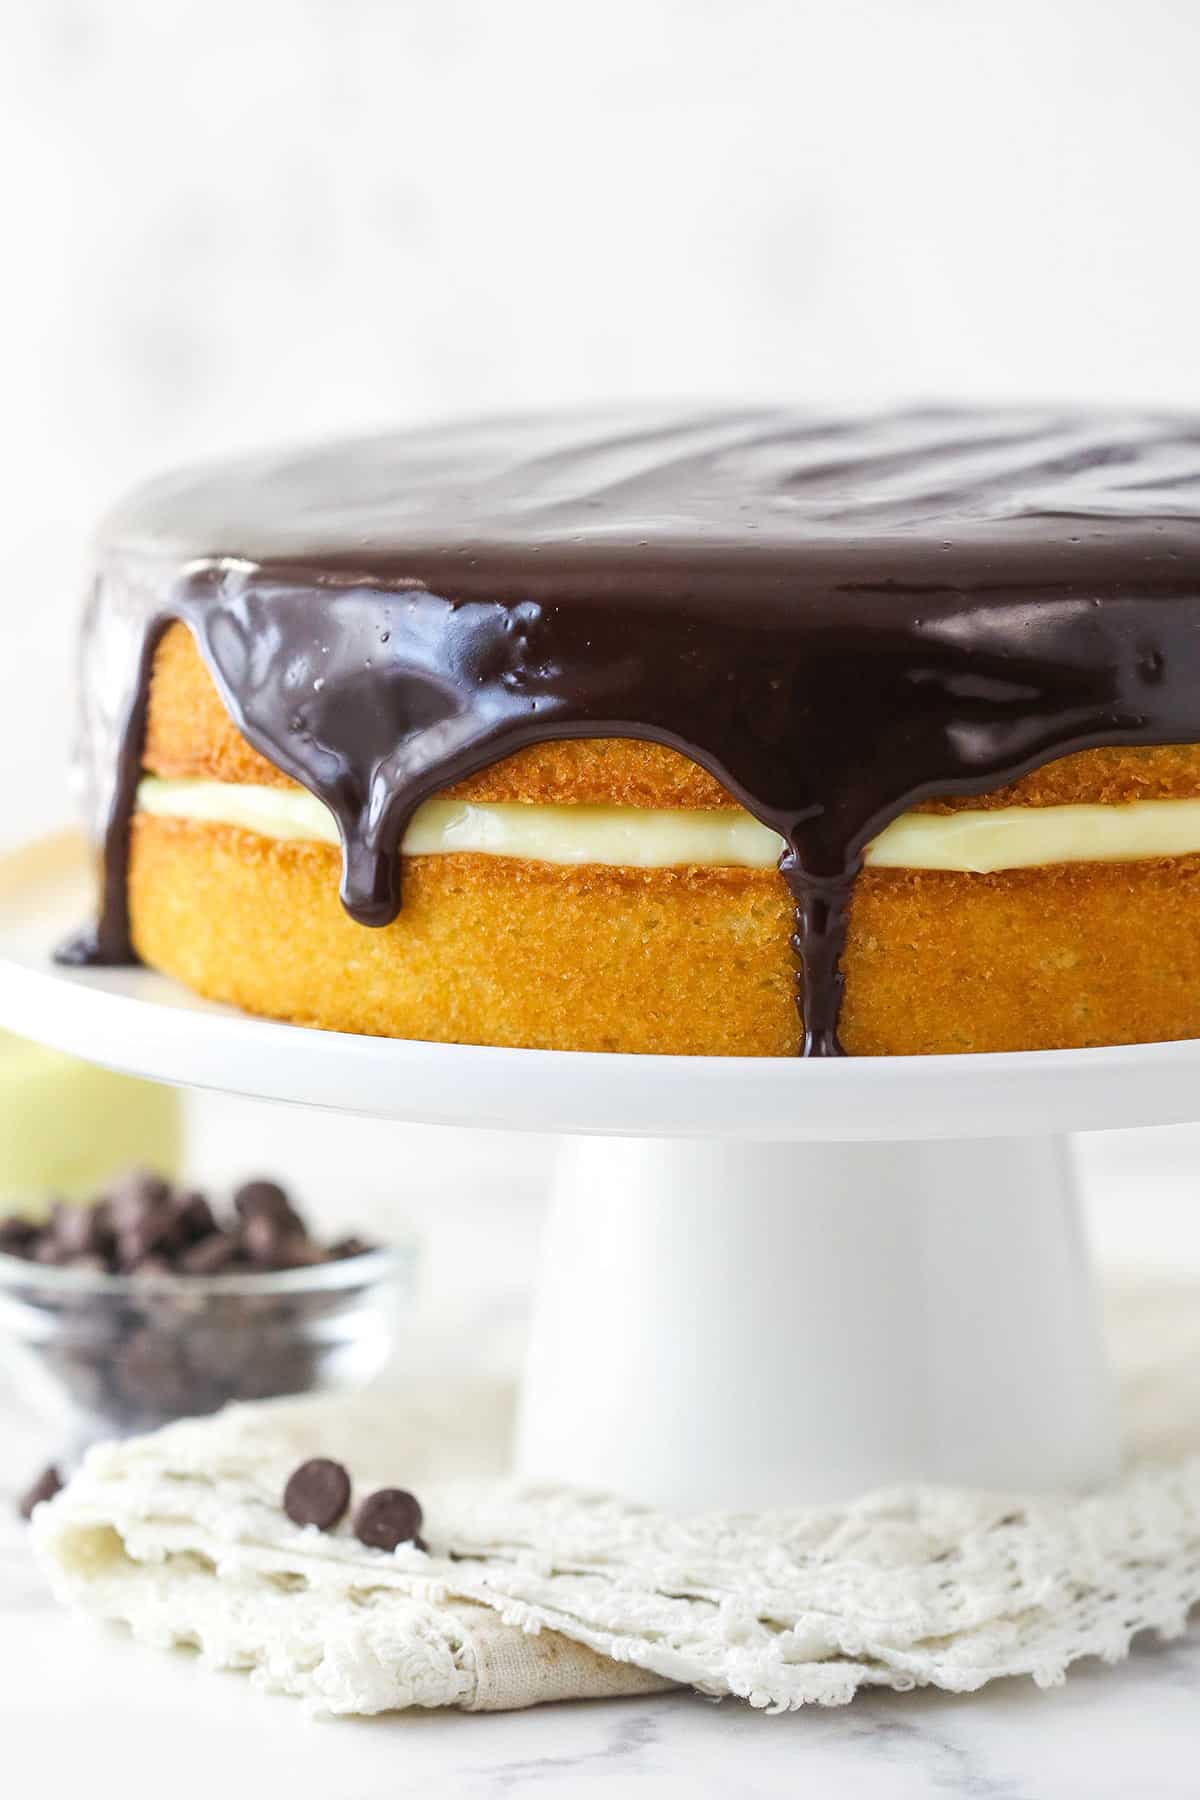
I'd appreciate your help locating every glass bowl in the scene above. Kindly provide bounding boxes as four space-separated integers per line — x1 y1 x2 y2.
0 1243 413 1452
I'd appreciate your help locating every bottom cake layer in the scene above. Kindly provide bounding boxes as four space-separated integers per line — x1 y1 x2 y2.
127 815 1200 1056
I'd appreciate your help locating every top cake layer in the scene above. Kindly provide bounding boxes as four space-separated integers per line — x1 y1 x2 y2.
78 406 1200 1054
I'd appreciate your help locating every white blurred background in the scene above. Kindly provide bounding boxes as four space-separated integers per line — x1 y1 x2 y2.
1 0 1199 1303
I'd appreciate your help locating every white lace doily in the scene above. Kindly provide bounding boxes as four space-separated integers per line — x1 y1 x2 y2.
29 1274 1200 1715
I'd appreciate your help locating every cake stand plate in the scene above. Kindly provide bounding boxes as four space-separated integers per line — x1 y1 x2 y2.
0 833 1187 1507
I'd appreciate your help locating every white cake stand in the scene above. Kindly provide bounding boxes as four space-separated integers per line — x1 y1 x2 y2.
5 835 1197 1509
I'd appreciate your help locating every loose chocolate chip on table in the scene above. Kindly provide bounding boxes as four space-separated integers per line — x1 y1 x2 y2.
283 1457 353 1530
353 1487 423 1552
18 1464 62 1520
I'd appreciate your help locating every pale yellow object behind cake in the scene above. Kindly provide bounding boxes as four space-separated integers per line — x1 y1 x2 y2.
0 1030 181 1220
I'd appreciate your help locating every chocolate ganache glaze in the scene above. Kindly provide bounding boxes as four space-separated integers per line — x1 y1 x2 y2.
66 406 1200 1055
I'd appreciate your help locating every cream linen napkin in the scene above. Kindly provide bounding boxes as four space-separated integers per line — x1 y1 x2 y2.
29 1275 1200 1715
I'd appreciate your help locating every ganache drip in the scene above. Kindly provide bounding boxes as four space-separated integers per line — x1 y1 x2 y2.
63 407 1200 1055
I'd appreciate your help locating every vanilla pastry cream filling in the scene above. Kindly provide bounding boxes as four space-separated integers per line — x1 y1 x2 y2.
136 775 1200 874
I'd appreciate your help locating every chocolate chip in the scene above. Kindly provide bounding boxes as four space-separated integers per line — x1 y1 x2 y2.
177 1231 240 1275
0 1217 36 1257
171 1191 216 1244
224 1337 321 1401
17 1464 62 1520
272 1235 331 1271
108 1169 172 1234
5 1175 369 1286
353 1488 423 1552
115 1220 169 1271
177 1319 252 1384
283 1457 352 1530
115 1328 193 1411
241 1212 286 1267
234 1181 301 1233
49 1203 93 1257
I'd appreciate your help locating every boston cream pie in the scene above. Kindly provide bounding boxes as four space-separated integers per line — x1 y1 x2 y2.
66 408 1200 1055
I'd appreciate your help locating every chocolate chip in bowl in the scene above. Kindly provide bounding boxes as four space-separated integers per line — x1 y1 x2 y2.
0 1171 413 1513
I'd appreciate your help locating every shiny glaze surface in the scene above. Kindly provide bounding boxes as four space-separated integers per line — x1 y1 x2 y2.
69 407 1200 1054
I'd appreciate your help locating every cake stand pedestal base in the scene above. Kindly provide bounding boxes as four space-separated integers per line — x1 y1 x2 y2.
514 1134 1118 1508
